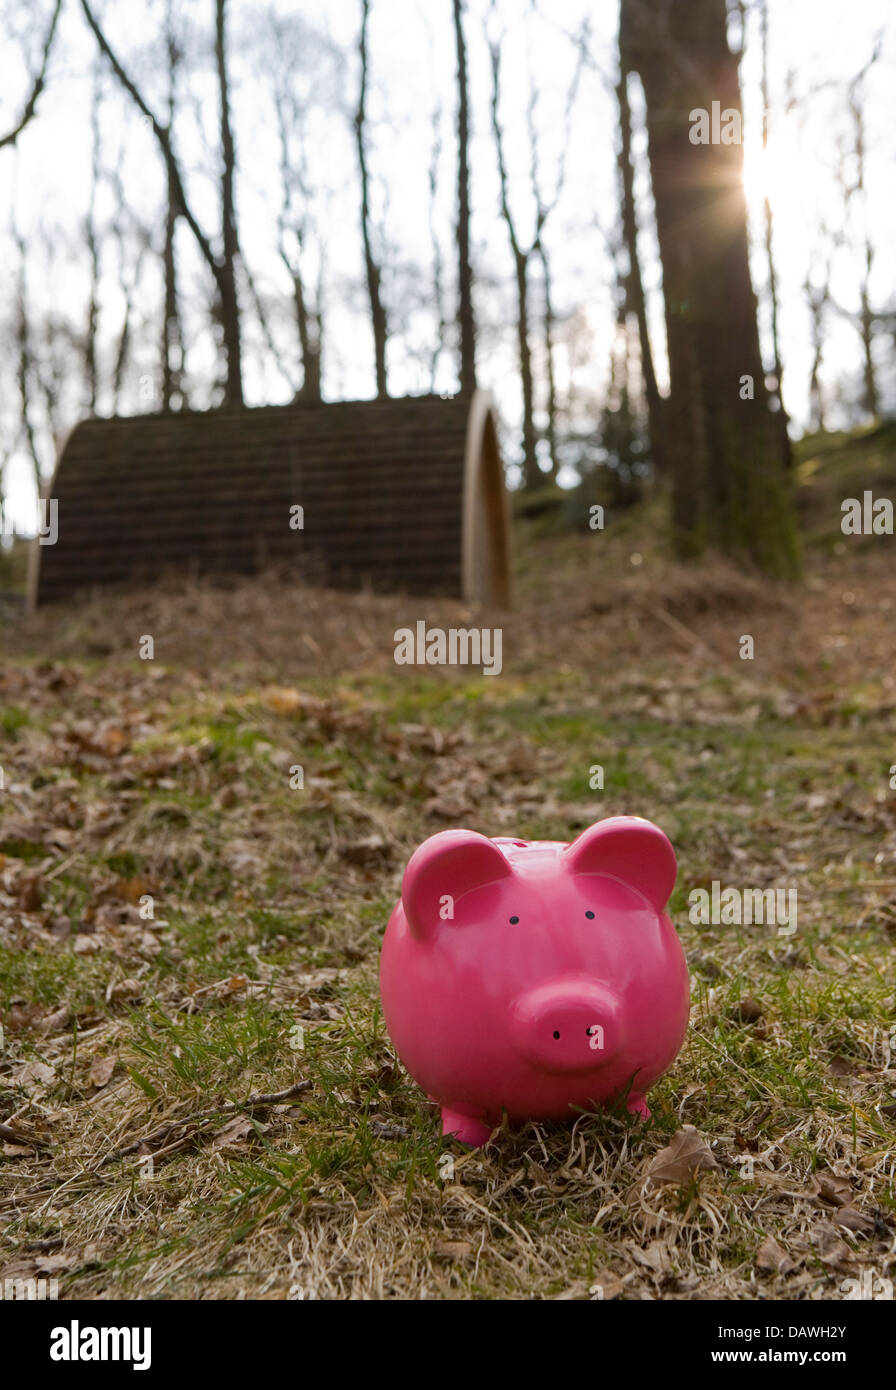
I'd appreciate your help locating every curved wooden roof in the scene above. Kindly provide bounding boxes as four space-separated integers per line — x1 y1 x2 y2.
33 390 511 609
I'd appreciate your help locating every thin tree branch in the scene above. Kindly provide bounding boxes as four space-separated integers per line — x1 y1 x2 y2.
0 0 63 151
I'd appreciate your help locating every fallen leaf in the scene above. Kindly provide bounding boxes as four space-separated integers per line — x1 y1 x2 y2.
37 1003 72 1034
832 1206 875 1235
106 978 143 1004
74 936 102 955
262 686 305 714
729 997 764 1024
813 1223 853 1268
18 872 43 912
646 1126 720 1185
629 1239 669 1273
755 1236 797 1275
89 1056 116 1088
339 835 391 866
813 1174 852 1206
211 1115 255 1152
12 1060 56 1091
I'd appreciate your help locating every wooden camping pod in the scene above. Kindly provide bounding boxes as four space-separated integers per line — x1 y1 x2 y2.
32 391 511 609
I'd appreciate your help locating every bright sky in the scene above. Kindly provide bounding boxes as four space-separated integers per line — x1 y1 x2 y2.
1 0 893 529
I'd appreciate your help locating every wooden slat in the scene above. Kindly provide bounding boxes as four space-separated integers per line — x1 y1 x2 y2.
36 394 485 606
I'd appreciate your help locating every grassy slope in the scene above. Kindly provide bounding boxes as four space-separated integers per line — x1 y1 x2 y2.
1 428 895 1299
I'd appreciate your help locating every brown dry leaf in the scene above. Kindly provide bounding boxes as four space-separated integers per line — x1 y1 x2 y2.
35 1253 73 1275
116 876 158 905
12 1060 56 1091
106 978 143 1004
424 790 476 820
832 1206 875 1235
74 936 102 955
629 1239 669 1273
829 1056 861 1078
646 1126 719 1185
729 997 764 1024
37 1002 72 1034
755 1236 797 1275
211 1115 255 1152
814 1174 853 1206
813 1223 853 1268
340 834 391 866
89 1056 116 1089
18 872 43 912
262 686 306 714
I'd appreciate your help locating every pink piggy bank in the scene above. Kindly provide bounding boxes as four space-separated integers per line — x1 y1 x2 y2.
379 816 689 1146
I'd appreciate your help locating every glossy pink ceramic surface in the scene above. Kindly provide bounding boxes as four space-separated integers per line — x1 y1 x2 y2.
379 816 690 1146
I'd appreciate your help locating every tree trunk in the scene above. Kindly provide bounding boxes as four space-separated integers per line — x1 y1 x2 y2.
489 34 538 488
355 0 388 398
620 0 798 575
161 13 184 411
214 0 243 405
616 67 663 474
0 0 62 150
514 249 537 489
758 0 791 468
536 240 558 477
293 269 322 401
84 66 101 413
80 0 244 406
453 0 476 395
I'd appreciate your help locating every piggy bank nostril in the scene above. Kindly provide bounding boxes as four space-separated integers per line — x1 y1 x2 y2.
552 1030 560 1040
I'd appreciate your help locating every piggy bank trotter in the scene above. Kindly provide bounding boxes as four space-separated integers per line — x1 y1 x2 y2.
379 816 690 1147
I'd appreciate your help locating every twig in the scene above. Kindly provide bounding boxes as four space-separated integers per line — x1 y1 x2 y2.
101 1079 312 1165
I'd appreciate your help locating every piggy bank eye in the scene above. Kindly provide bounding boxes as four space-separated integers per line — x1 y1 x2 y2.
509 915 520 925
585 910 595 920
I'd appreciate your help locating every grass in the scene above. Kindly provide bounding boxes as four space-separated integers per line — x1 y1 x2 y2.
1 436 895 1299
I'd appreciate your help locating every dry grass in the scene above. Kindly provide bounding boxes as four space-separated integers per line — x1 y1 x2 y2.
1 516 895 1300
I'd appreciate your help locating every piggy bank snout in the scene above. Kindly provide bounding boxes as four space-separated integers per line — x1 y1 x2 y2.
510 980 623 1073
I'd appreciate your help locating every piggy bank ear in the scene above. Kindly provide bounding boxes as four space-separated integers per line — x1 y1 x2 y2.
402 829 512 941
564 816 676 911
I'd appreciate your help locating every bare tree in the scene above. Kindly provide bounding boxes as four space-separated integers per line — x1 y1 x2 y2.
270 18 325 402
80 0 245 404
453 0 476 395
845 43 882 420
0 0 62 151
488 30 537 488
489 11 582 485
427 100 447 391
354 0 388 397
805 246 834 434
755 0 792 467
620 0 797 575
83 63 102 413
214 0 242 404
528 41 583 478
160 1 186 411
616 67 662 473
